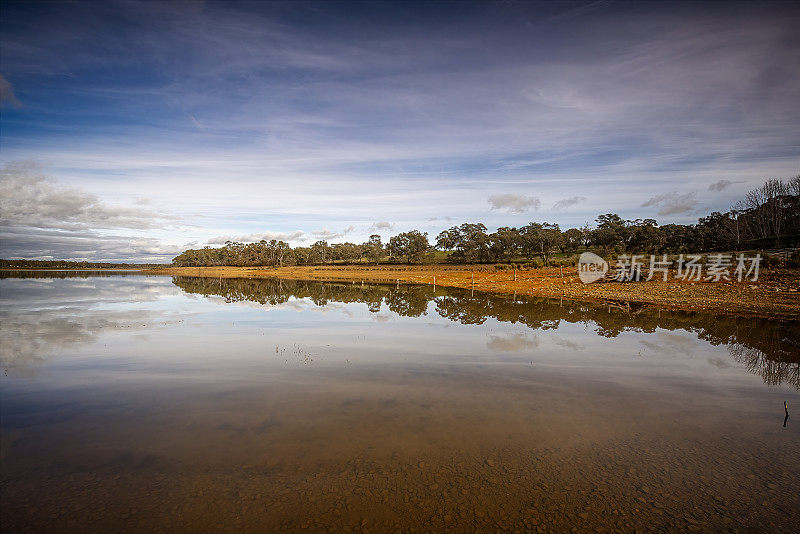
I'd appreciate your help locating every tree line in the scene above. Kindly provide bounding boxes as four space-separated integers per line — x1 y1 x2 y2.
171 176 800 267
0 259 159 270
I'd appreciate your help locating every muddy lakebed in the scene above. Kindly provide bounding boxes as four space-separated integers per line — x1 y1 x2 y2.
1 272 798 532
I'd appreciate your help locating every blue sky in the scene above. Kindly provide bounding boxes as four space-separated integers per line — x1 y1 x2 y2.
1 0 799 262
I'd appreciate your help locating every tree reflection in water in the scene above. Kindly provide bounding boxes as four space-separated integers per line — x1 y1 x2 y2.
172 276 800 390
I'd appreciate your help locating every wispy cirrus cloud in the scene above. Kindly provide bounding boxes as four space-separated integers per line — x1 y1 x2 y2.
0 74 21 108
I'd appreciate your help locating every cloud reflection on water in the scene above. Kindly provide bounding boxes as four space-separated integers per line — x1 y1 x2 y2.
0 273 797 390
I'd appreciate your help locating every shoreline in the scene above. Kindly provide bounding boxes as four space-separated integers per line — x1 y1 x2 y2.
145 265 800 320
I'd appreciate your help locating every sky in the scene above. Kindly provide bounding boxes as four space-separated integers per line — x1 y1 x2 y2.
1 0 799 262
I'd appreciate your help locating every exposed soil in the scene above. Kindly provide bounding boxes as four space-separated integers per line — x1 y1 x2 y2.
146 265 800 319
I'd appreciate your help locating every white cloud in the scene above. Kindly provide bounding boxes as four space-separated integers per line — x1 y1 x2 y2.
311 226 355 241
0 309 144 374
552 196 587 210
550 335 585 350
488 194 541 214
0 161 179 231
486 332 538 352
640 191 698 215
708 179 742 192
370 221 394 231
207 230 307 244
0 226 189 263
0 162 192 262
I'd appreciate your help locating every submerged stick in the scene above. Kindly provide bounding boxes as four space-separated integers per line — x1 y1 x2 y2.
784 401 789 428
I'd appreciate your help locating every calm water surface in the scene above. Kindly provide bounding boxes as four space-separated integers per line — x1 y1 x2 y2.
1 273 799 532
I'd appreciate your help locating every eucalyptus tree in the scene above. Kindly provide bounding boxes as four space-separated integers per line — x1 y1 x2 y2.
271 240 293 266
389 230 429 264
311 240 330 264
331 242 362 263
489 227 523 261
364 234 384 263
660 224 695 253
589 214 628 252
737 177 800 246
520 222 563 262
627 219 665 254
293 246 312 265
562 228 583 252
436 223 490 262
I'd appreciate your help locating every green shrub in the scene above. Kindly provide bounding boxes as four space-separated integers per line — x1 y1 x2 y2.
548 256 576 267
521 259 544 269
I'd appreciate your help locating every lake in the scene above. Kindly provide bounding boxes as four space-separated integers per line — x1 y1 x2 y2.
1 272 798 532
